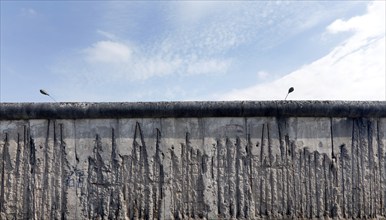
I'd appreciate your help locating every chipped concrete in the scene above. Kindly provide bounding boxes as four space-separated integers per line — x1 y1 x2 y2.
0 101 386 219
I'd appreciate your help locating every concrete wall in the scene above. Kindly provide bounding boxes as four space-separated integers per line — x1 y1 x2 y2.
1 101 386 219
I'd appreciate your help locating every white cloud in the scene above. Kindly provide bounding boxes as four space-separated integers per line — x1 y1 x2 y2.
83 1 364 80
84 41 132 63
257 71 270 80
60 39 231 83
50 1 374 102
327 2 384 38
222 1 385 101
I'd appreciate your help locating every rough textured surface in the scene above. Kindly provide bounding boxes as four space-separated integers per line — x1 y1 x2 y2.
1 102 386 219
1 101 386 119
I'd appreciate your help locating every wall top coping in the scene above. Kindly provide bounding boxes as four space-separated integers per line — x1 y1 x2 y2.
1 101 385 120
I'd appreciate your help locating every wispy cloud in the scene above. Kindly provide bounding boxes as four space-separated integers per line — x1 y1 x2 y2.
59 2 335 80
57 38 231 84
186 59 231 76
222 1 385 101
84 41 132 63
20 8 37 17
51 1 373 102
96 30 118 41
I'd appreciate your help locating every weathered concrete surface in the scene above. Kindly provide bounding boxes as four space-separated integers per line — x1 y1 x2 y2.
1 101 386 219
2 101 386 119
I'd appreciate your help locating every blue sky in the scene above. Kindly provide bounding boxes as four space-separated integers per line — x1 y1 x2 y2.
1 1 385 102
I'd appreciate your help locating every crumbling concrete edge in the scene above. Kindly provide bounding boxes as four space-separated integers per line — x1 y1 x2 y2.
1 101 386 120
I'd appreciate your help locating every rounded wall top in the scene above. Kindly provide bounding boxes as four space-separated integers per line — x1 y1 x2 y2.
1 101 385 120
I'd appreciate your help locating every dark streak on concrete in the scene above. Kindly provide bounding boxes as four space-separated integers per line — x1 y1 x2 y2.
1 101 386 219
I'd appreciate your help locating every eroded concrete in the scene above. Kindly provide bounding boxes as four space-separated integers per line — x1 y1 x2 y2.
1 102 386 219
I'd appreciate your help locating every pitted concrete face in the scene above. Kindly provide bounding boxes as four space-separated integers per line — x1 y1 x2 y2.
0 101 386 219
1 101 386 119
